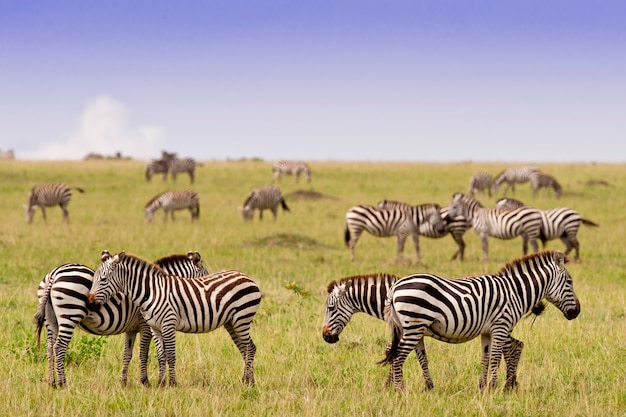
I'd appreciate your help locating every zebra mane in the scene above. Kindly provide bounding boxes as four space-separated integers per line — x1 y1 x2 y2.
327 272 400 294
154 253 192 267
120 252 168 275
497 250 567 276
144 192 166 208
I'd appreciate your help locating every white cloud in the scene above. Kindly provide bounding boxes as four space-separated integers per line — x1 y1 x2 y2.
22 95 165 160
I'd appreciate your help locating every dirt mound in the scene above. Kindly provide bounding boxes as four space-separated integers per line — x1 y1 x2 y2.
284 189 338 201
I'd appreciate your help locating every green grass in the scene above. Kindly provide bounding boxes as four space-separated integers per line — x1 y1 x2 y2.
1 159 625 416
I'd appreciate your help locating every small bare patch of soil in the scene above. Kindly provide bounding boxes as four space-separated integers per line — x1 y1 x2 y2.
284 189 338 201
249 233 327 249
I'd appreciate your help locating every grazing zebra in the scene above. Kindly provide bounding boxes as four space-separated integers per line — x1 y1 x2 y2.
322 273 400 344
272 160 311 183
24 183 85 224
145 159 171 182
529 171 563 199
495 198 598 260
492 166 540 195
447 192 542 260
344 203 445 262
144 190 200 222
87 251 261 386
468 171 494 197
238 185 290 222
169 157 200 184
381 250 581 392
34 252 210 387
378 199 470 261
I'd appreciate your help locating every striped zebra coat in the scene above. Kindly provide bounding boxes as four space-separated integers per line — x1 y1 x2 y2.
87 251 261 386
144 190 200 222
468 171 494 197
378 199 470 261
34 252 209 387
24 183 85 224
447 192 542 260
529 171 563 199
238 185 290 222
492 166 540 195
272 160 311 183
169 157 200 184
145 159 171 182
495 198 598 260
381 251 580 392
344 203 445 262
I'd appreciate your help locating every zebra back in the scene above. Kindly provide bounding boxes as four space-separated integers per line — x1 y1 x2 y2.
154 251 210 277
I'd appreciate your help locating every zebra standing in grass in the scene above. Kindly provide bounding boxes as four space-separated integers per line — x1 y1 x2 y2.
378 199 470 261
492 166 540 195
529 171 563 199
145 159 171 182
24 183 85 224
144 190 200 222
344 203 445 262
381 250 581 392
169 157 201 184
238 185 290 222
447 192 542 260
272 160 311 183
468 171 494 197
495 198 598 260
34 252 210 387
87 251 261 386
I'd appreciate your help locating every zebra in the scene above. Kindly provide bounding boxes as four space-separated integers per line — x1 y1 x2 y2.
87 251 261 386
145 151 177 182
238 185 290 222
24 183 85 224
322 273 400 345
529 171 563 199
381 250 581 392
447 192 542 260
144 190 200 222
492 166 540 195
272 160 311 183
378 199 470 261
169 157 201 184
34 252 210 387
468 171 494 197
344 203 445 262
495 198 599 260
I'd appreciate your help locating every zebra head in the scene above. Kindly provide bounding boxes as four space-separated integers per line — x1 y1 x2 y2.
238 206 254 222
323 279 358 344
544 251 581 320
425 204 446 234
87 250 125 310
187 251 210 276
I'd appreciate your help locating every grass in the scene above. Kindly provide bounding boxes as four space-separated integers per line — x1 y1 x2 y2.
0 159 625 416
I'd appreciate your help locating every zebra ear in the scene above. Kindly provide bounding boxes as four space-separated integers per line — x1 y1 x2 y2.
187 251 201 264
343 279 353 291
101 250 111 262
555 251 565 269
115 251 126 264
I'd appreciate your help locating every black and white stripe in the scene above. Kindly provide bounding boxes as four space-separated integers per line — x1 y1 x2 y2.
344 203 445 262
145 159 171 182
144 190 200 222
169 157 200 184
238 185 290 222
529 171 562 199
322 273 400 344
447 192 542 260
87 251 261 386
24 183 85 224
272 160 311 183
378 199 470 261
468 171 494 197
495 198 598 260
34 252 209 387
381 251 580 391
492 166 540 195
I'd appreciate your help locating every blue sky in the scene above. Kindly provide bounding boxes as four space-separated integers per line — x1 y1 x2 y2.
1 1 625 162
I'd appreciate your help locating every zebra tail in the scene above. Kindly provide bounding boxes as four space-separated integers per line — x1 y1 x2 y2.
581 218 599 227
34 279 54 348
73 187 85 193
281 198 290 212
379 298 402 366
344 224 351 247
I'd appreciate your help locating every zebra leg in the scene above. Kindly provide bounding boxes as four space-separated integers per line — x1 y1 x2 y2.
348 231 361 262
225 324 256 386
150 328 168 387
45 322 58 386
53 332 73 387
480 234 490 261
41 206 47 222
138 323 154 386
503 338 524 389
410 232 421 263
522 235 529 254
271 207 278 220
414 339 434 390
161 326 177 386
396 233 409 260
450 235 465 261
388 339 415 392
486 332 507 390
120 331 137 386
61 205 69 223
479 334 491 389
561 235 579 260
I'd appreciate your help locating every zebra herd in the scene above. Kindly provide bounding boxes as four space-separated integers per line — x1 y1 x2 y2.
145 151 201 184
468 166 563 199
29 162 591 392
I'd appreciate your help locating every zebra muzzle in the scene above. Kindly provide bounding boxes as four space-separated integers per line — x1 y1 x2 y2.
86 292 102 311
322 326 339 344
565 299 581 320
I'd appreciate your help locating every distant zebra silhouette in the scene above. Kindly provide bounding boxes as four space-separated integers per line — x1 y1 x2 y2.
272 160 311 183
169 157 201 184
144 190 200 222
238 185 290 222
492 166 540 195
24 183 84 224
468 171 494 197
529 171 562 199
145 151 177 182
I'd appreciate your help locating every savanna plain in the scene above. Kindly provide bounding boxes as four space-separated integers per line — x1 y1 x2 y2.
0 159 624 416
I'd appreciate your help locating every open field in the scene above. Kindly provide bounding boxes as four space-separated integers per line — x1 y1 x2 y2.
1 159 625 416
